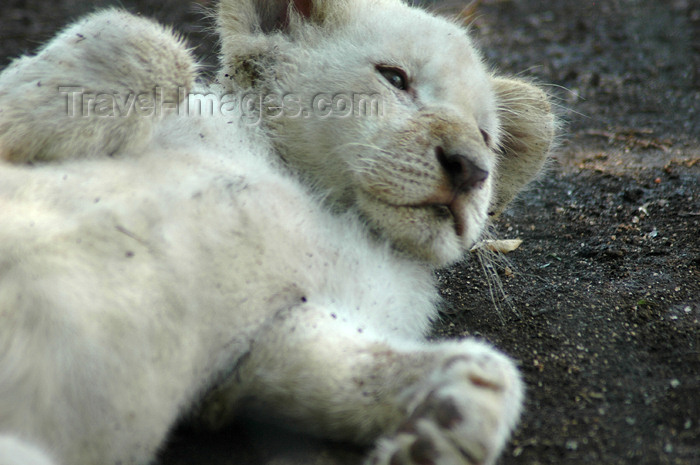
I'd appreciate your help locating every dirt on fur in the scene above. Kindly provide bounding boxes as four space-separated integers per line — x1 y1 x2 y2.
1 1 698 464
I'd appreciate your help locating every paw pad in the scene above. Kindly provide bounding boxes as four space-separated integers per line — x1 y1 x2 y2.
366 344 522 465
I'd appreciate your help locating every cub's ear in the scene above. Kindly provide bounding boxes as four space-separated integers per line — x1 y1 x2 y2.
489 77 556 217
217 0 352 87
218 0 351 36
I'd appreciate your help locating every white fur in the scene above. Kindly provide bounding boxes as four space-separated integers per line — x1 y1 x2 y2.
0 437 54 465
0 1 554 464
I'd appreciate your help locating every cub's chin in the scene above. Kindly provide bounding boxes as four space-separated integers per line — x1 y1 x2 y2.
355 191 490 266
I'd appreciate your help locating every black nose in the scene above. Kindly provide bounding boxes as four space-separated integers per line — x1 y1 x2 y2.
436 147 489 193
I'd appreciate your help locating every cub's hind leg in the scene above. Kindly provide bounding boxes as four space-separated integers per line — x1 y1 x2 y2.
195 302 523 465
0 9 197 163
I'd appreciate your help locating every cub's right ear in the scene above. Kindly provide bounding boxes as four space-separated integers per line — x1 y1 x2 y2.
218 0 351 36
217 0 353 88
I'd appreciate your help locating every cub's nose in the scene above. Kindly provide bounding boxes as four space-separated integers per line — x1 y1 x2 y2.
435 146 489 193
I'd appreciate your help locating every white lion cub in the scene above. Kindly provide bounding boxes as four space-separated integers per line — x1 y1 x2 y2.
0 0 555 464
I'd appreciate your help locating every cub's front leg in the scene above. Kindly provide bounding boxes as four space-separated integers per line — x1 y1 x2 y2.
197 302 523 465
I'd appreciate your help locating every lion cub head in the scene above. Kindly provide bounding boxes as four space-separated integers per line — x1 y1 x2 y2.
217 0 555 266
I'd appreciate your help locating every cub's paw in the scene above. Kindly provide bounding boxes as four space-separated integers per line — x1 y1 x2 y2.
367 342 523 465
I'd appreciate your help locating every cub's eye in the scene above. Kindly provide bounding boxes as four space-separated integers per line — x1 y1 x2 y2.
480 129 491 146
376 65 409 91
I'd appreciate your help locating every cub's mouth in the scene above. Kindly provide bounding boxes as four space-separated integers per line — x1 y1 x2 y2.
422 201 468 237
399 187 474 239
354 188 489 264
379 198 475 244
363 191 479 241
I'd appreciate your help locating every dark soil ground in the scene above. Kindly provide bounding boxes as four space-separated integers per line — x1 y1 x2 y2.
1 1 698 464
